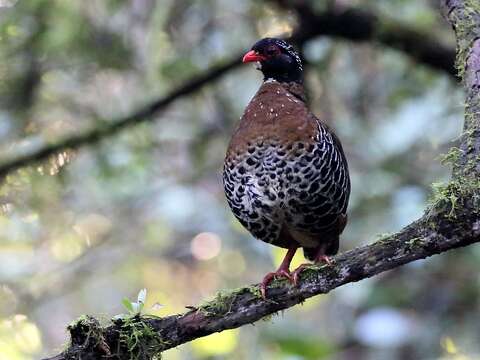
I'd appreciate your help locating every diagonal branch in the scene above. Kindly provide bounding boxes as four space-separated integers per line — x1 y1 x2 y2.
42 199 480 360
0 57 241 179
41 2 480 360
0 6 455 180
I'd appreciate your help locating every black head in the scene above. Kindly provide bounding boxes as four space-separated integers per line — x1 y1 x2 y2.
242 38 303 83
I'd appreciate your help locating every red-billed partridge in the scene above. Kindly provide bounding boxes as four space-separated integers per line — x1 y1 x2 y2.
223 38 350 298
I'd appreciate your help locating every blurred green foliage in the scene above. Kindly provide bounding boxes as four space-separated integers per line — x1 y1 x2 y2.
0 0 476 359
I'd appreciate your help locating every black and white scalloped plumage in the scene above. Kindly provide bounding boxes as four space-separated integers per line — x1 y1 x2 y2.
224 38 350 297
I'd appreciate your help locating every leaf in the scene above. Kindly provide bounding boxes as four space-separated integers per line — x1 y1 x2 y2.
137 288 147 304
131 301 144 313
122 298 134 313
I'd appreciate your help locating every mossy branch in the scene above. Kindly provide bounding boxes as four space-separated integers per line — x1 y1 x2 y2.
42 196 480 360
442 0 480 181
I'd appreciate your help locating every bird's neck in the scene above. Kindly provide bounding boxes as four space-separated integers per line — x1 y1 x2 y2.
263 79 306 103
260 65 303 84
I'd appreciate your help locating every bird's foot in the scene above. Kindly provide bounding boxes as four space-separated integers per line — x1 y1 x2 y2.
316 254 333 265
260 269 293 299
291 264 311 286
292 256 334 286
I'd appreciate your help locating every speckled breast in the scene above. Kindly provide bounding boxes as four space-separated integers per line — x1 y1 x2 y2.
223 82 350 248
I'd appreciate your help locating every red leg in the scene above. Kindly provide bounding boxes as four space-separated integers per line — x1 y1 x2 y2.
292 245 333 286
292 263 310 286
260 247 297 299
315 254 332 265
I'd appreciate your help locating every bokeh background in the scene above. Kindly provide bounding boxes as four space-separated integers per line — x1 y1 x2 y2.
0 0 477 359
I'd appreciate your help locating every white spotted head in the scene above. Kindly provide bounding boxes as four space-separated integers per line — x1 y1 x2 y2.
242 38 303 83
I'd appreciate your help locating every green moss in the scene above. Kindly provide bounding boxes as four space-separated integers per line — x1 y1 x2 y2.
67 315 109 355
464 155 480 174
453 0 480 79
247 284 263 299
118 315 169 360
197 285 262 317
375 232 394 243
67 314 170 359
269 276 296 290
439 147 463 165
429 176 480 218
197 290 235 316
293 262 337 284
67 314 91 330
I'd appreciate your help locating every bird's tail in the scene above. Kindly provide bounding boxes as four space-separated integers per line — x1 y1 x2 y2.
303 234 339 261
303 214 347 260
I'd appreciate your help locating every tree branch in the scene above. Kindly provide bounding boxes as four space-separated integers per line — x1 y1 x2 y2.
1 6 455 180
442 0 480 180
41 2 480 360
42 199 480 360
274 0 457 77
0 57 241 179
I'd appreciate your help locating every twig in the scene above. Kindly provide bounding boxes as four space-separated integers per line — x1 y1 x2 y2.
0 57 241 179
276 0 457 77
0 6 455 179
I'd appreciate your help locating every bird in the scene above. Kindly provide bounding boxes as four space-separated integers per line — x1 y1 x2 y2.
223 38 350 298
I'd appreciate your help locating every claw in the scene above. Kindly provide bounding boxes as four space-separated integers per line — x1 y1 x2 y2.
260 269 293 299
259 247 299 299
292 255 334 286
292 264 309 286
316 254 333 265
